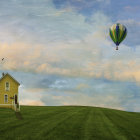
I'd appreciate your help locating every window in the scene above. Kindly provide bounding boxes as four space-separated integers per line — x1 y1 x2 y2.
4 95 8 103
5 82 10 91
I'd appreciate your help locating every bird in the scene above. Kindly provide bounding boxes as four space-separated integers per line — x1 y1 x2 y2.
2 58 4 61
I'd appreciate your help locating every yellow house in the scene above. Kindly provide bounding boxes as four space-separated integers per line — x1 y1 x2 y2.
0 73 20 111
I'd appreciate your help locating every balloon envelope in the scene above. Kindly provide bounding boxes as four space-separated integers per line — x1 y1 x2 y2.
109 23 127 49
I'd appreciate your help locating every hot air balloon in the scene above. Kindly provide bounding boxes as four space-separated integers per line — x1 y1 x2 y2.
109 23 127 50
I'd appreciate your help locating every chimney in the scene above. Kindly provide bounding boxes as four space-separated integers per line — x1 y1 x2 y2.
2 72 5 77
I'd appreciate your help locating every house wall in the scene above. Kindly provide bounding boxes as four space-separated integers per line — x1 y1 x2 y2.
0 75 19 108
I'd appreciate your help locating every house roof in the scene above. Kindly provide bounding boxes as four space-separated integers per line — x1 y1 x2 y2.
0 73 20 85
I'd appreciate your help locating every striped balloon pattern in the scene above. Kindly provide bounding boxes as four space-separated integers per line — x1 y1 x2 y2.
109 23 127 50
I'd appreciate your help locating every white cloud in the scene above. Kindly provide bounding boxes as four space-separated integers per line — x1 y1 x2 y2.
0 0 94 44
14 70 140 112
1 20 140 84
96 0 110 4
20 100 45 106
0 10 113 77
19 84 45 106
41 91 124 110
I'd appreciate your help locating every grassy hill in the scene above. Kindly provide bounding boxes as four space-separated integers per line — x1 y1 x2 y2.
0 106 140 140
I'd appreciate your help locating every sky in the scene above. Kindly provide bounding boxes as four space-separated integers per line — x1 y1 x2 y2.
0 0 140 112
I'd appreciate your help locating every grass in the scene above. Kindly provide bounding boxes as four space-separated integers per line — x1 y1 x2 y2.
0 106 140 140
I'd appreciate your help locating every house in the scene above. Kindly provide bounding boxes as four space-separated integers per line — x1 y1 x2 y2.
0 73 20 111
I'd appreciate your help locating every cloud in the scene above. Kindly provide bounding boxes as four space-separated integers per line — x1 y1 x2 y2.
40 90 125 110
124 6 140 12
0 0 94 44
1 28 140 85
53 0 110 13
0 10 113 78
2 1 139 85
34 76 140 111
19 83 46 106
20 100 45 106
11 70 140 112
76 83 90 89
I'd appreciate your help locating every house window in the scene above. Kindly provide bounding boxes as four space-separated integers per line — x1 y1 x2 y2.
5 82 10 91
4 95 8 103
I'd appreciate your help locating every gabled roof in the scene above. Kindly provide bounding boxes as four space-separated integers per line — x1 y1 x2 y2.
0 73 20 85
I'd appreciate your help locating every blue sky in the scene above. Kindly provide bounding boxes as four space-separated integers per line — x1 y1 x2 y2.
0 0 140 111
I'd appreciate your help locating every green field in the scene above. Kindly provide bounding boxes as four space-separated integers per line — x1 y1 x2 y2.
0 106 140 140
